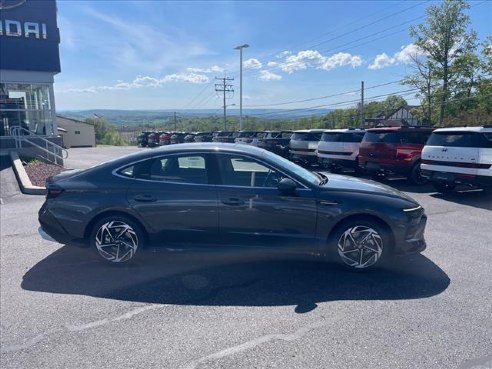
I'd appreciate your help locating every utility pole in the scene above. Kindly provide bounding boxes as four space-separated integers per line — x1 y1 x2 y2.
215 77 234 131
173 112 178 131
360 81 364 128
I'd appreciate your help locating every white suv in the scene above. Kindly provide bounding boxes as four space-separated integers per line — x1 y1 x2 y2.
317 128 365 173
289 129 324 166
421 125 492 192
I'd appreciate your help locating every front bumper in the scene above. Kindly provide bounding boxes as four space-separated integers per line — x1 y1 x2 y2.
393 214 427 255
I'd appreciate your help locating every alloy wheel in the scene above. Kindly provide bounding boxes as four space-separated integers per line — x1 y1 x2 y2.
337 225 383 269
95 220 139 263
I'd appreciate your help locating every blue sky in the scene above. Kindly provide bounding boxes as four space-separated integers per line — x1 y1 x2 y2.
54 0 492 112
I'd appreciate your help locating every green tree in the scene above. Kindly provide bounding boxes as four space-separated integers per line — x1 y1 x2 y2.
407 0 476 125
84 117 127 146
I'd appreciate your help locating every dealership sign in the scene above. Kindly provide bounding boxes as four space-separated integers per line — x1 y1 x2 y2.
0 0 60 72
0 20 47 39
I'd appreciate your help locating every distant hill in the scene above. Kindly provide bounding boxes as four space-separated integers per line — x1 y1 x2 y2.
57 109 331 126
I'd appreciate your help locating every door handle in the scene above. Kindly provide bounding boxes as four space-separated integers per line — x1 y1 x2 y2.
222 198 245 206
133 194 157 202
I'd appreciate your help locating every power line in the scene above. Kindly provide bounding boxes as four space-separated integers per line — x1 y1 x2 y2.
245 80 401 108
249 88 421 118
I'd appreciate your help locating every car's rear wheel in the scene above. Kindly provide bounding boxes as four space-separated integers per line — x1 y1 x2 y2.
409 162 428 185
330 219 389 270
90 216 143 264
432 181 455 193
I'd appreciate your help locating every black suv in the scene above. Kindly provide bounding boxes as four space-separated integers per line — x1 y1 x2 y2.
257 131 293 157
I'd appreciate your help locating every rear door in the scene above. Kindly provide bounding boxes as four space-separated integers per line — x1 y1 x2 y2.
124 153 219 246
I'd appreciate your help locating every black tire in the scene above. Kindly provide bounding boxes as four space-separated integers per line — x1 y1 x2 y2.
432 181 455 193
329 218 390 270
409 162 428 185
90 215 144 264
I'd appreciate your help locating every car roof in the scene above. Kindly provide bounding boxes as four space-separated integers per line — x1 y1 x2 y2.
431 126 492 133
322 128 366 133
366 126 433 132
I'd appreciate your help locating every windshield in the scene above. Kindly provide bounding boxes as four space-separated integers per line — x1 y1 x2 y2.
263 150 320 185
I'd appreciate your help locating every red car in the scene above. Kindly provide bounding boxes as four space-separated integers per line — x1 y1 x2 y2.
159 132 172 146
358 126 434 184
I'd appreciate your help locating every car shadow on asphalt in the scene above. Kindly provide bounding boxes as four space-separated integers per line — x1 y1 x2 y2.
430 188 492 211
22 247 450 314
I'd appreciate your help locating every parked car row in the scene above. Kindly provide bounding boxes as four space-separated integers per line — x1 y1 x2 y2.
137 125 492 192
289 125 492 192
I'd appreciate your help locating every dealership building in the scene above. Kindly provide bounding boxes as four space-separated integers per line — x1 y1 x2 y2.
0 0 62 158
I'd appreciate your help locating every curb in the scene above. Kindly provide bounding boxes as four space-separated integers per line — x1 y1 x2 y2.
10 152 47 195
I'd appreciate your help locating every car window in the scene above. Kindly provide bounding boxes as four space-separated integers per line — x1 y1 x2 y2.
119 155 209 184
218 154 288 188
291 132 311 141
321 133 341 142
400 131 431 144
427 132 486 148
364 131 400 143
344 132 365 143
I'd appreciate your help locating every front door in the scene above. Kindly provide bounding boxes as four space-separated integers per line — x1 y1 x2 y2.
214 153 318 250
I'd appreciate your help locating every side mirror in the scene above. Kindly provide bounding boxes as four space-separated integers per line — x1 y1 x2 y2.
277 178 297 195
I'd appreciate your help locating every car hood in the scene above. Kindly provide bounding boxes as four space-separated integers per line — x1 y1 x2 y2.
319 173 416 202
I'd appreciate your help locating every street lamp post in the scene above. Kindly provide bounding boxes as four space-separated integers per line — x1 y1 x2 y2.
234 43 249 131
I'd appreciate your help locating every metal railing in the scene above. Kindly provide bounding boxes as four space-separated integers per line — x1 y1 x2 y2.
10 126 68 166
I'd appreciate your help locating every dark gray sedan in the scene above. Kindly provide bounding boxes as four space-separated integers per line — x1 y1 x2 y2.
38 143 427 269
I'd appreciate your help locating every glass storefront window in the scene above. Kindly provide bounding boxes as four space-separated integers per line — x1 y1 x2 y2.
0 83 54 136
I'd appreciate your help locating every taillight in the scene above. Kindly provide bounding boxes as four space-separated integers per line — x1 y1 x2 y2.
46 187 64 199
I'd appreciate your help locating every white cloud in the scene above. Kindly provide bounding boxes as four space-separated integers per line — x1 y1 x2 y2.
281 50 324 73
244 58 262 69
161 73 209 84
368 44 425 70
320 52 363 70
186 65 224 74
278 50 362 73
368 53 395 70
276 51 292 58
259 70 282 81
60 73 209 93
395 44 423 64
267 61 278 67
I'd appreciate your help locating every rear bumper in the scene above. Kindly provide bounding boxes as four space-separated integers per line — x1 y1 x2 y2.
421 169 492 188
359 160 411 176
318 157 358 169
289 150 318 163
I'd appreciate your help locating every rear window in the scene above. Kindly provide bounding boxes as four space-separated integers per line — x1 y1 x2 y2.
292 132 322 141
321 132 365 143
321 132 341 142
363 131 400 143
427 132 492 148
364 130 430 144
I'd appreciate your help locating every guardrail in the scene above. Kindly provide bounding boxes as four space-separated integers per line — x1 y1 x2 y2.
10 126 68 166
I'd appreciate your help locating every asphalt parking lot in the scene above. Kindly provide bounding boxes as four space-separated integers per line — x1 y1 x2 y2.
1 147 491 369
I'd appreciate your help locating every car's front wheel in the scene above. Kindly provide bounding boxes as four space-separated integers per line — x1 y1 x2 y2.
90 216 143 264
330 219 389 270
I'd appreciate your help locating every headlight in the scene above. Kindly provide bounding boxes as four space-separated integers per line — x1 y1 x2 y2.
402 205 424 220
403 205 422 212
